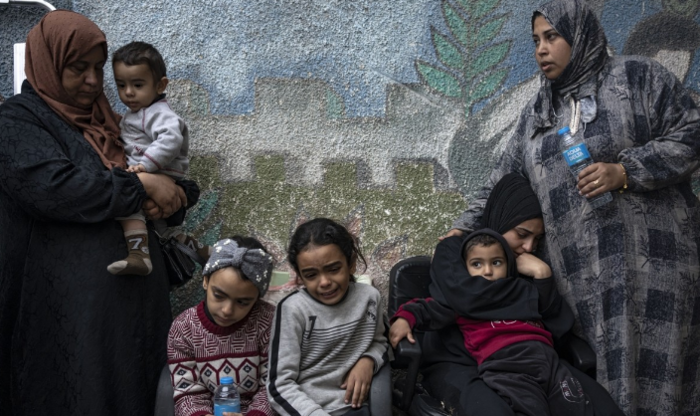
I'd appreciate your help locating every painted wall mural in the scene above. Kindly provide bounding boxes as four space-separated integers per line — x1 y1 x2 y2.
2 0 700 314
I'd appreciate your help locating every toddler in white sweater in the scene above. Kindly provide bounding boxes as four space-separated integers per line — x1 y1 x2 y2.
107 41 209 276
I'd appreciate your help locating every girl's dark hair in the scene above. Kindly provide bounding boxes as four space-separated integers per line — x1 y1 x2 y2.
287 218 366 281
230 235 268 253
112 41 167 83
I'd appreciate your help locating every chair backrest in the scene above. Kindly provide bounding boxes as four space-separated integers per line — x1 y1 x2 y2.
388 256 432 318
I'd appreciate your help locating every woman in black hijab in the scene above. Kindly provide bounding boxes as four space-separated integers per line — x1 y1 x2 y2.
423 174 622 416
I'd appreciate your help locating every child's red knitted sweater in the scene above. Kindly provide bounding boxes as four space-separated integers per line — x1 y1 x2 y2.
168 300 276 416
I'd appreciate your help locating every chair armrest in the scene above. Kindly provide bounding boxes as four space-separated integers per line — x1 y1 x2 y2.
391 338 422 411
392 337 422 369
559 334 596 375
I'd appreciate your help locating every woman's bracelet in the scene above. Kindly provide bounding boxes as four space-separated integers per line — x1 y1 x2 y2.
618 163 628 193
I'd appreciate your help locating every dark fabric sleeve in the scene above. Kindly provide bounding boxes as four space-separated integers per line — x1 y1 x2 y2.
429 236 541 321
0 94 146 223
395 298 458 332
532 277 574 340
165 178 201 227
618 59 700 192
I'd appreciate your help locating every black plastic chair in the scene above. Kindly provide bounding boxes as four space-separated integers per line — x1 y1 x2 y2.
154 364 174 416
388 256 596 415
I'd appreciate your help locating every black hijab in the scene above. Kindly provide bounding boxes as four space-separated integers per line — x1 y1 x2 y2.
480 173 542 234
531 0 609 130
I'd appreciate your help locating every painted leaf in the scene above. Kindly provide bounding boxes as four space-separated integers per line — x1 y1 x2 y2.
471 0 500 20
416 60 462 98
466 41 510 80
469 67 509 105
432 29 464 71
200 222 222 246
665 0 700 17
183 190 219 233
475 14 508 48
443 1 470 48
455 0 469 11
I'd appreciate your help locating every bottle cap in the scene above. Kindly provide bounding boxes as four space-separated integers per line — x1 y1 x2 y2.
557 126 571 135
220 377 234 385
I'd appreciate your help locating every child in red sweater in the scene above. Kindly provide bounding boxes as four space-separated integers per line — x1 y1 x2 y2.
168 236 276 416
390 229 592 416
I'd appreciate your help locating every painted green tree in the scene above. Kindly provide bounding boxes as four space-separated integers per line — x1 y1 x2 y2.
416 0 511 117
663 0 700 17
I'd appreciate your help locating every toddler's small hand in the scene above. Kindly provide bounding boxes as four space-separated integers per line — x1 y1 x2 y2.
389 318 415 348
127 164 147 173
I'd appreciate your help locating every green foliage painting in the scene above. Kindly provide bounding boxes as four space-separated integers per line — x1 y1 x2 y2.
663 0 700 17
416 0 511 117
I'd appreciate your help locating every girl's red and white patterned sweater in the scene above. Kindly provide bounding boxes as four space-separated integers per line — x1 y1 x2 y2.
168 300 276 416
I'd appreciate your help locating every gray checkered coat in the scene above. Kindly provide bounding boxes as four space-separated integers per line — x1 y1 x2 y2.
454 53 700 415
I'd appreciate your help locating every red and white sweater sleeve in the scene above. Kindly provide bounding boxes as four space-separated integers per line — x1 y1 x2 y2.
168 310 213 416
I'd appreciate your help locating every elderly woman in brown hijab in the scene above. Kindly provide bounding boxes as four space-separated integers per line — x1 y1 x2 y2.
0 11 195 415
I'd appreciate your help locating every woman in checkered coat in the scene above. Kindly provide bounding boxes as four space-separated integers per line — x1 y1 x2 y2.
449 1 700 414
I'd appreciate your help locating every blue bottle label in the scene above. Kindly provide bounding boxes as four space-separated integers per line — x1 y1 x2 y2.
562 143 591 167
214 403 241 415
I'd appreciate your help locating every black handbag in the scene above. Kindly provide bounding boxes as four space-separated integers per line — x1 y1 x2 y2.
158 232 205 288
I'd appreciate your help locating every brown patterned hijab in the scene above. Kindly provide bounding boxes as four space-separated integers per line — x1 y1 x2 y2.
25 10 125 170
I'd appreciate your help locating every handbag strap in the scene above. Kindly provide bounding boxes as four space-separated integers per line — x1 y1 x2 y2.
154 229 206 266
172 238 206 267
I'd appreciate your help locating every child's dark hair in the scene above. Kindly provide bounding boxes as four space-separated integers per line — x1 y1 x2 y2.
112 41 167 83
231 235 268 253
463 234 502 259
287 218 366 282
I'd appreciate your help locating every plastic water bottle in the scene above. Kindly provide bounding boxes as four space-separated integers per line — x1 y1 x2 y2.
213 377 240 415
558 126 612 209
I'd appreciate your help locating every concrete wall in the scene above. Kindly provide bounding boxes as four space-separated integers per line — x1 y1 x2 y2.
3 0 700 314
